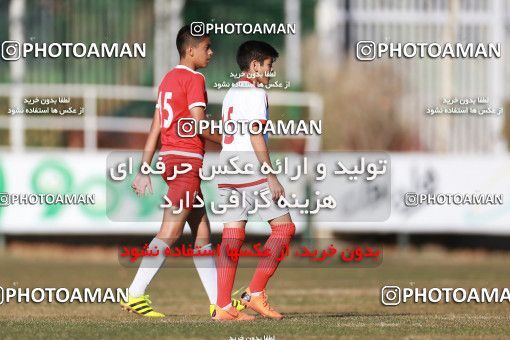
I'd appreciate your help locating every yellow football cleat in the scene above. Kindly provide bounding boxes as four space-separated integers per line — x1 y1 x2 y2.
232 298 246 312
232 286 247 312
120 294 165 318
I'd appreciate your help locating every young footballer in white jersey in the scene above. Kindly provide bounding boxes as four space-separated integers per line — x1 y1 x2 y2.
212 41 296 321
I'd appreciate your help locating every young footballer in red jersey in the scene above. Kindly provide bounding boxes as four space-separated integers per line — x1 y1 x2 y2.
212 41 296 321
121 25 244 318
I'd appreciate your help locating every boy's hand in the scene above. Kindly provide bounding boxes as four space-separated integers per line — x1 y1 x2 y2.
267 175 285 201
131 173 153 197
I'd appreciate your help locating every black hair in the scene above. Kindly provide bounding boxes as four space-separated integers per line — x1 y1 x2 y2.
236 40 279 71
176 25 209 58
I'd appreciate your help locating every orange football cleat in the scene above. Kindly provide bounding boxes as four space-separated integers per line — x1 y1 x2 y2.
240 288 283 320
211 305 255 321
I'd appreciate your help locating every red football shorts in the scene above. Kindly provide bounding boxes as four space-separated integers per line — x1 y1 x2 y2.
160 154 203 210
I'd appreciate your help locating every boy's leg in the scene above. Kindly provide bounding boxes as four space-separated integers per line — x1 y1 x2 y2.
239 186 295 320
187 206 218 305
213 221 255 320
216 221 246 309
248 213 295 293
128 206 191 298
188 208 247 316
211 188 254 320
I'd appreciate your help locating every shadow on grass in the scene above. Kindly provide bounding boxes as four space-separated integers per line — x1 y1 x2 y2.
282 311 413 319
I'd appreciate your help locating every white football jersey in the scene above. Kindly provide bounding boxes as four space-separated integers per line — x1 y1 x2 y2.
217 79 269 187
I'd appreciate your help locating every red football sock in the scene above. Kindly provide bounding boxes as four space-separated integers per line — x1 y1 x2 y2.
249 222 295 293
216 227 245 308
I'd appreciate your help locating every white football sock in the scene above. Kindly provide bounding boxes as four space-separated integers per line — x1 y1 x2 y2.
193 243 218 304
222 303 232 311
128 238 168 298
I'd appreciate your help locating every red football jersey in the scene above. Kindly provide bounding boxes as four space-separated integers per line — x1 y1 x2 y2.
156 65 207 157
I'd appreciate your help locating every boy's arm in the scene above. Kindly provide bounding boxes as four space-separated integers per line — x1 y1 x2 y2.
189 106 222 144
141 108 161 164
132 109 160 196
186 73 221 144
250 133 285 201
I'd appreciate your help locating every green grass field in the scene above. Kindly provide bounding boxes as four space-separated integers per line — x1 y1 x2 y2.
1 244 510 339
